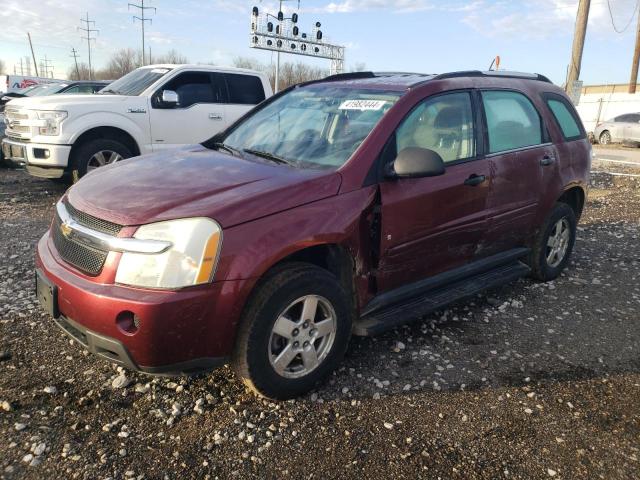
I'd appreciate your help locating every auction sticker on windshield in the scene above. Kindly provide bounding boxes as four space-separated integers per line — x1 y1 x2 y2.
339 99 388 111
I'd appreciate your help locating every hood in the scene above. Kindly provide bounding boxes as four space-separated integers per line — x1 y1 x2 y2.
67 145 342 228
6 94 134 110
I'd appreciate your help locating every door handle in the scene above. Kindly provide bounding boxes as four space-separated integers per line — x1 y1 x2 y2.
540 155 556 166
464 174 486 186
209 114 223 120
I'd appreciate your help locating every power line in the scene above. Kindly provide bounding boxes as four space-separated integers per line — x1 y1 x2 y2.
606 0 640 33
78 12 98 80
128 0 156 66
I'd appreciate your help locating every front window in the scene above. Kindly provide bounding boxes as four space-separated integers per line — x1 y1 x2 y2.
99 67 173 96
220 85 401 169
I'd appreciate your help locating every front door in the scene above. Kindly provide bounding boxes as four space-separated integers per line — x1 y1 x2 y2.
149 71 228 150
378 91 491 293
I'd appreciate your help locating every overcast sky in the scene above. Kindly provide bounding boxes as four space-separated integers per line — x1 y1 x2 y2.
1 0 639 85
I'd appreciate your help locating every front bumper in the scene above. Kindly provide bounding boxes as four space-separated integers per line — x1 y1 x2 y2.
53 314 225 375
2 138 71 178
36 231 253 373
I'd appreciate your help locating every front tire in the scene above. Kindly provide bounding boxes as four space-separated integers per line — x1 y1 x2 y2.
528 202 577 281
599 130 612 145
71 138 132 183
231 263 352 399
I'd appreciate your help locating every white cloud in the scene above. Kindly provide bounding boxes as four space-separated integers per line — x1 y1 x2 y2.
461 0 628 39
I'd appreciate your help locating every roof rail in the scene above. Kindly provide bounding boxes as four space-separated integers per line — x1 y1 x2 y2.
432 70 552 83
322 71 376 82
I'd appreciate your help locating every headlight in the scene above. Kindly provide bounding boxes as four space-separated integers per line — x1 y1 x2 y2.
115 217 222 289
36 110 67 136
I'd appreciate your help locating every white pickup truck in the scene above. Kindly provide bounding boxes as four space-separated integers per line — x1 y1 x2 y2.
1 64 272 181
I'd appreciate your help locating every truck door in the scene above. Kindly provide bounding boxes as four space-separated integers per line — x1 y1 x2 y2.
149 71 228 150
222 72 267 126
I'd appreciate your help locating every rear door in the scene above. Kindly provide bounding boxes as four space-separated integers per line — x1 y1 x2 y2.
378 90 491 292
149 71 228 150
223 73 267 126
480 89 556 253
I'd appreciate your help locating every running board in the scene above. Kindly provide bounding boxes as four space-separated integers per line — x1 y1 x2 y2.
353 261 530 336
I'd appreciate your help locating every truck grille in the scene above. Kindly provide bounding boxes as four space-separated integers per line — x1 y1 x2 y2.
4 107 31 140
51 201 123 276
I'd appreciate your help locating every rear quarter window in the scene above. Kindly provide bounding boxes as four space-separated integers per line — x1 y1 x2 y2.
225 74 265 105
544 95 584 141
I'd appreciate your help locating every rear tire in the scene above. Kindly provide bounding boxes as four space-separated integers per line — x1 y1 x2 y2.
231 263 352 399
71 138 132 183
528 202 577 281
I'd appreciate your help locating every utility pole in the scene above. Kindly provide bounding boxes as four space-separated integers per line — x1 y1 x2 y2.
629 9 640 93
128 0 156 66
27 32 39 77
19 58 24 76
565 0 590 93
42 55 54 78
70 48 81 79
78 13 98 80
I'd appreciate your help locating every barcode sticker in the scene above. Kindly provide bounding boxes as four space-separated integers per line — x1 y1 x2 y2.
339 100 387 111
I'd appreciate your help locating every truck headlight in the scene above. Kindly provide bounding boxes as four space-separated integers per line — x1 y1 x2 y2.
115 218 222 289
36 110 67 136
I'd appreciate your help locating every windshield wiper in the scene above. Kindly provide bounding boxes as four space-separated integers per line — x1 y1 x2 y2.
243 148 292 165
211 142 243 157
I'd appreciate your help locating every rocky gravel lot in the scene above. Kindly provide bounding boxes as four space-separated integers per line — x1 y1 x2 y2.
1 167 639 480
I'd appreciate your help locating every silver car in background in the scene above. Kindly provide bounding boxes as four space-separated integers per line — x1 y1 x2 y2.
594 112 640 145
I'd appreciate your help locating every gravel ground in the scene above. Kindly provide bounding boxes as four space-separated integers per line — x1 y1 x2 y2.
1 167 639 480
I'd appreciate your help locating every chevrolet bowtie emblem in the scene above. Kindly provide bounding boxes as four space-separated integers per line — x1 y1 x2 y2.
60 221 73 239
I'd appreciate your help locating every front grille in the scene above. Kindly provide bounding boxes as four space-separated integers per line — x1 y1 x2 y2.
51 201 123 276
4 107 31 140
64 200 122 236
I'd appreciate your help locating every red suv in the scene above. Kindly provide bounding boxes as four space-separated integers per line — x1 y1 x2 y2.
35 71 590 399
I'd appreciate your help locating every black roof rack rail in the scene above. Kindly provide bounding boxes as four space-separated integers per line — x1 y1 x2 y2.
322 71 376 82
431 70 552 84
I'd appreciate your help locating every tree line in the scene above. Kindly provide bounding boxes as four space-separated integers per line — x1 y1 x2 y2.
67 49 366 90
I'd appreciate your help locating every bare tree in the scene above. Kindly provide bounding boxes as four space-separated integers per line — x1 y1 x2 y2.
67 62 92 81
98 48 140 80
153 49 189 65
232 56 327 90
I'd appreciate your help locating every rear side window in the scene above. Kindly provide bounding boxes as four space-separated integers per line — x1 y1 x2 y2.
482 90 543 153
225 74 265 105
546 98 582 140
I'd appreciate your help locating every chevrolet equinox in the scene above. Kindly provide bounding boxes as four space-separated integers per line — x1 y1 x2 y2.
35 71 591 399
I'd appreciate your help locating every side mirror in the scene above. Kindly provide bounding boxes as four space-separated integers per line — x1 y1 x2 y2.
385 147 446 179
161 90 179 106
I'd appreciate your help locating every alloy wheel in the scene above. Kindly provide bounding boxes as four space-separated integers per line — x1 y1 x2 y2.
599 131 611 145
546 218 571 268
86 150 123 172
268 295 337 379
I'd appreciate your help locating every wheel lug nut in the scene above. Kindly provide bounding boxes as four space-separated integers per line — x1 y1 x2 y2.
310 328 317 336
292 328 299 337
303 321 309 328
303 341 309 348
293 341 300 348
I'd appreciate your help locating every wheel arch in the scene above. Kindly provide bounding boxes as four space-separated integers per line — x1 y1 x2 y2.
261 244 357 307
558 185 586 221
69 126 141 163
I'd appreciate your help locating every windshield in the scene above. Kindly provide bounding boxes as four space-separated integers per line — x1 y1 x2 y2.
221 85 401 169
99 67 173 96
29 84 67 96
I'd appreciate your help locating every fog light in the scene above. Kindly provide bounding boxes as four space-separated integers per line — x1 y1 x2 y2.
33 148 50 159
116 310 140 334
